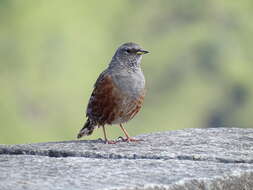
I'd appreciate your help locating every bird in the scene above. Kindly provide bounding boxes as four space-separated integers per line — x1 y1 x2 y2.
77 42 149 144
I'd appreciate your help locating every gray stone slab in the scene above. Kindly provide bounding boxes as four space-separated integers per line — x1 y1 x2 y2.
0 155 253 190
1 128 253 163
0 128 253 190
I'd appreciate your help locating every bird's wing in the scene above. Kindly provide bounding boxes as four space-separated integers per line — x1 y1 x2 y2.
93 70 108 89
86 71 122 125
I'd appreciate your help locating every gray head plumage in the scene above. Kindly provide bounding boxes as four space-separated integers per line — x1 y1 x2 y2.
109 42 149 69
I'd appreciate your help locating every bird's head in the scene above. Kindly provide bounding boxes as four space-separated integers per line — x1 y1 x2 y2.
112 42 149 69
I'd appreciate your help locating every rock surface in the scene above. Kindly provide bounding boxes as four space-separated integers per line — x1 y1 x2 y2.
0 128 253 190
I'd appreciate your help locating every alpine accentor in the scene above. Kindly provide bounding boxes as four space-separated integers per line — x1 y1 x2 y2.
77 42 149 143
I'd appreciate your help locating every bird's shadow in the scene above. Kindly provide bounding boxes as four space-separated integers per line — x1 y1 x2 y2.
43 138 105 144
42 136 131 145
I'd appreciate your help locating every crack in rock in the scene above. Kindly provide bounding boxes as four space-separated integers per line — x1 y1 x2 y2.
1 148 253 165
1 128 253 164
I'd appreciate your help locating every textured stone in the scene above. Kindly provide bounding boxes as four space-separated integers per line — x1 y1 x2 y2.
0 128 253 190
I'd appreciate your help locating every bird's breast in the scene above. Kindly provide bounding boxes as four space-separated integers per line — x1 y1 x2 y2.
112 70 145 98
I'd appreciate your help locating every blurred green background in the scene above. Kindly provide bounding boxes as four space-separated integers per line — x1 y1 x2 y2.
1 0 253 144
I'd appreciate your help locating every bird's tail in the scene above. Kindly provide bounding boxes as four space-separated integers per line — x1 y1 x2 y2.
77 119 96 139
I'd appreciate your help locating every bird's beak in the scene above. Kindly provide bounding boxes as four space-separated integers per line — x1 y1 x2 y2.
136 49 149 55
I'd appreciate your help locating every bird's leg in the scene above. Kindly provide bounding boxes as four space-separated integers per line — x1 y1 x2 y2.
119 124 142 142
102 125 116 144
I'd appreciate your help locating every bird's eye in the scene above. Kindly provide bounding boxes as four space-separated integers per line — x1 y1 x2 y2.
126 49 131 53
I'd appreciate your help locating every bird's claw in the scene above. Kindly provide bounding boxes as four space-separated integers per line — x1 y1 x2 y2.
97 138 104 142
117 136 125 141
103 137 143 144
